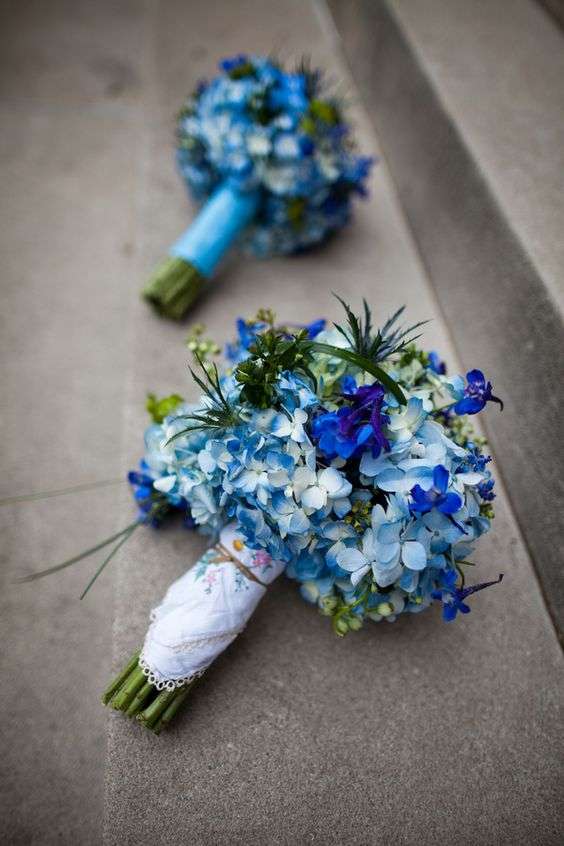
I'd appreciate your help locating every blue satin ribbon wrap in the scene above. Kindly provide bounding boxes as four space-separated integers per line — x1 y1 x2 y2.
170 184 260 277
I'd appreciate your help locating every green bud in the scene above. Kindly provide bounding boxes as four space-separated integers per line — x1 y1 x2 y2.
335 618 349 636
320 596 338 615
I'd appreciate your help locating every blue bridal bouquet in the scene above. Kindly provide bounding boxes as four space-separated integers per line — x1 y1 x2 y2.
25 299 503 734
142 55 374 319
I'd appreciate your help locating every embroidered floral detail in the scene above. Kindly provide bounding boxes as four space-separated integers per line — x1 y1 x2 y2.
193 550 223 594
233 568 250 592
251 549 273 575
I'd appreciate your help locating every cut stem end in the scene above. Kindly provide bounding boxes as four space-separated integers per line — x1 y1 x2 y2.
102 653 198 733
142 256 205 320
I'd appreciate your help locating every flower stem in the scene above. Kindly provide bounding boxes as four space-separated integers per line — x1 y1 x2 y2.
102 653 198 732
152 684 194 735
137 688 180 729
102 651 140 705
110 665 147 712
125 681 155 717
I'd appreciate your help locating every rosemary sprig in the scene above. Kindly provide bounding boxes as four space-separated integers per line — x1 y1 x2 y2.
333 295 427 364
167 354 243 441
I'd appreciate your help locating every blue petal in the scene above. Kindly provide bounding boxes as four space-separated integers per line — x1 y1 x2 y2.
442 604 458 622
433 465 449 493
467 369 485 388
439 492 463 515
454 396 484 415
402 541 427 571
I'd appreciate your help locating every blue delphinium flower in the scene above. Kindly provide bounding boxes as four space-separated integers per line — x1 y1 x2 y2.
410 465 463 515
427 351 446 375
477 478 496 502
465 448 492 474
432 573 504 621
225 317 266 363
304 318 326 339
128 465 158 519
453 369 503 415
312 381 389 460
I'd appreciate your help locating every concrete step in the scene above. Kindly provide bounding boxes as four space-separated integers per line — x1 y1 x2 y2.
0 1 147 842
327 0 564 637
2 1 562 843
102 2 564 844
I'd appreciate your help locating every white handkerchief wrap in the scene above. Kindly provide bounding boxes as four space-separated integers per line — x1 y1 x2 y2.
139 523 284 690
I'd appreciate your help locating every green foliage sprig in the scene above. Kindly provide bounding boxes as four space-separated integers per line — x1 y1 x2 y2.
168 355 243 441
333 297 427 363
235 328 318 409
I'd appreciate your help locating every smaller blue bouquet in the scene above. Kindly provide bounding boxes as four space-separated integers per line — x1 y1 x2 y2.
23 298 503 734
142 55 374 319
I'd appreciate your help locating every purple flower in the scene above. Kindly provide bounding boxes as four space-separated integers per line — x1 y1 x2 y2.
410 465 462 515
454 369 503 415
312 381 389 460
432 573 504 621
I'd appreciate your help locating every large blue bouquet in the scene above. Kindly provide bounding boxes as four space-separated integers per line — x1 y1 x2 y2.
26 299 503 733
143 55 373 318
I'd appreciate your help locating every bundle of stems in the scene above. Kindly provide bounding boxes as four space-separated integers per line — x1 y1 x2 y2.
142 257 204 320
102 651 198 734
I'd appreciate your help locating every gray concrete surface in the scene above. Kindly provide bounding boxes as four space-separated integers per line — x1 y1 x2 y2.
1 1 563 844
328 0 564 637
104 1 563 844
391 0 564 313
0 1 147 842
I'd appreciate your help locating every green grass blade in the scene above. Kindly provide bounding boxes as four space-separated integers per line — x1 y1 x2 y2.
0 478 125 507
17 520 139 584
80 523 138 600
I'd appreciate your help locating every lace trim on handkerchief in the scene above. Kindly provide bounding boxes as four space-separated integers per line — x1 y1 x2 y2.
138 653 205 691
138 626 243 690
